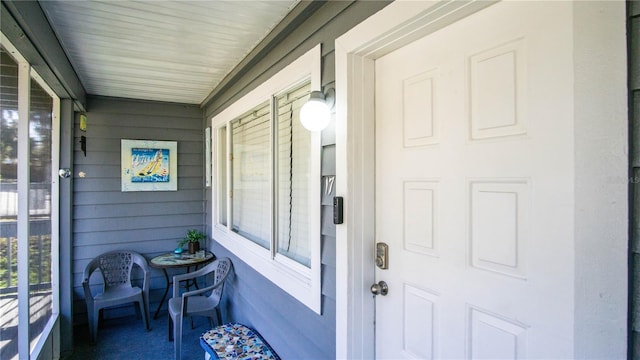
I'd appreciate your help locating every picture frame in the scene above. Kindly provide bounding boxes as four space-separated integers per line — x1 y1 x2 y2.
121 139 178 192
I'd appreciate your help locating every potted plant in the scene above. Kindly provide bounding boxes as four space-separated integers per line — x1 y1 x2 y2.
179 229 206 254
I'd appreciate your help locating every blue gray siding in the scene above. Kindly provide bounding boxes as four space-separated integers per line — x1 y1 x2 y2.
204 1 390 358
71 96 205 321
4 0 391 356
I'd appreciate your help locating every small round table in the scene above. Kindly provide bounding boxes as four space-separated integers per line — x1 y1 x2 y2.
149 250 215 319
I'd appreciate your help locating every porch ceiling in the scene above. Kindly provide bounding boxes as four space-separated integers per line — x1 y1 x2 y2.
38 0 299 105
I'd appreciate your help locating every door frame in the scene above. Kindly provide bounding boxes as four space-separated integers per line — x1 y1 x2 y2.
334 1 628 359
334 2 497 358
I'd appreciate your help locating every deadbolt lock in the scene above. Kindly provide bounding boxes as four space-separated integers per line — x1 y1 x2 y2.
376 242 388 270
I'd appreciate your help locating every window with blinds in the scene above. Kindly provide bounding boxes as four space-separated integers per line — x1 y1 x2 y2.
217 126 227 226
231 101 271 249
211 44 321 313
223 81 312 267
275 83 312 266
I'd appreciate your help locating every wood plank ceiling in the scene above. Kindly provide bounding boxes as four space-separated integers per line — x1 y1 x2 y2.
38 0 298 105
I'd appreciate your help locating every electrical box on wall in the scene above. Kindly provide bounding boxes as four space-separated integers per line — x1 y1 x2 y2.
333 196 343 224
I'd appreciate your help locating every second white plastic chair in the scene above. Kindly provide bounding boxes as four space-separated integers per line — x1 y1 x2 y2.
168 257 232 360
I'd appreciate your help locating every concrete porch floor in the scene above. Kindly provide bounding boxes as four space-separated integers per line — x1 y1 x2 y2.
66 308 212 360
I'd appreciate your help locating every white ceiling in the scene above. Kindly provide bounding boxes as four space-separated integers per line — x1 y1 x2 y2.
39 0 299 105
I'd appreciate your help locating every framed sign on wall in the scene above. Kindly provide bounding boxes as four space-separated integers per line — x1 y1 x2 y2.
121 139 178 192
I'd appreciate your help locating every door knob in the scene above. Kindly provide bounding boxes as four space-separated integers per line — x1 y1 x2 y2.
58 168 71 178
370 281 389 296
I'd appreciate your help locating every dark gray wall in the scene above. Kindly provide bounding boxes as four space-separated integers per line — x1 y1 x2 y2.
59 98 75 357
72 96 204 322
204 1 390 359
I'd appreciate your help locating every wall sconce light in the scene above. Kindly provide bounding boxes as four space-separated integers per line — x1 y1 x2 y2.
300 88 335 132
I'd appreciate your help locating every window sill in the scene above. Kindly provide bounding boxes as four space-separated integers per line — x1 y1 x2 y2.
213 226 321 314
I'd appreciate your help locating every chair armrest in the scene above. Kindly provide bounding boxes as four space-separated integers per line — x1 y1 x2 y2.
82 279 93 302
180 280 223 300
142 267 150 293
131 252 150 294
180 281 224 315
172 272 200 298
172 259 221 298
172 270 199 284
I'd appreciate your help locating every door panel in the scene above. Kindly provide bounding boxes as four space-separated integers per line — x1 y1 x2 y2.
374 2 573 359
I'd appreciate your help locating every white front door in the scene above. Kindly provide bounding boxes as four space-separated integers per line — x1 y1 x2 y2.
374 2 574 358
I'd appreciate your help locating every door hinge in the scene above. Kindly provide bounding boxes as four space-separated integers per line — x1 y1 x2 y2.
229 153 233 161
229 190 233 198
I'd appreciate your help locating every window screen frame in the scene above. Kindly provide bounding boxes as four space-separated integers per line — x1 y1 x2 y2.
0 34 61 359
211 45 322 313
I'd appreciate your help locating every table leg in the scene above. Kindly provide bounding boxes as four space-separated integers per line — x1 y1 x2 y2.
186 265 195 329
184 265 201 291
184 264 205 329
153 268 171 320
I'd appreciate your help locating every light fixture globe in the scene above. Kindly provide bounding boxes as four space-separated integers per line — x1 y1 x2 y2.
300 90 331 132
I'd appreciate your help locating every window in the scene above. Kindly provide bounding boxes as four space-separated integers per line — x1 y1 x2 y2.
0 35 60 360
212 45 321 313
231 100 271 249
275 83 313 267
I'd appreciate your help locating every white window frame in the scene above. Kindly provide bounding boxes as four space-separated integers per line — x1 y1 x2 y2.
212 45 322 313
1 33 61 359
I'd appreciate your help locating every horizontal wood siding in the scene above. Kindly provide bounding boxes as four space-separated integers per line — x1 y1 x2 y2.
205 1 390 358
211 244 336 359
72 96 204 321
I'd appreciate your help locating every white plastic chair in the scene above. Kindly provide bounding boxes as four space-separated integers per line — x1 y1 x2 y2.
82 250 150 343
168 257 231 360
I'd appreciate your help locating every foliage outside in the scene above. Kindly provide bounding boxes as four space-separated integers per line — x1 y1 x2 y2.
0 235 51 290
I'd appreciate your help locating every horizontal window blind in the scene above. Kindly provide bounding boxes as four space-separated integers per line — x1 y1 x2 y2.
217 126 227 226
231 101 271 249
276 82 311 267
227 82 312 265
